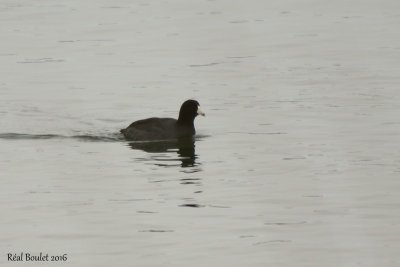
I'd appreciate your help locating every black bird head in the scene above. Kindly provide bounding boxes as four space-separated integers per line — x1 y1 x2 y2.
177 100 205 124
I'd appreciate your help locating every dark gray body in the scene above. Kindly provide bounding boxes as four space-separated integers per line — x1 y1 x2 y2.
120 117 195 141
120 100 202 141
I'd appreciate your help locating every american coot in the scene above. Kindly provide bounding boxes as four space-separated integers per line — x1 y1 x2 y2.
120 99 205 141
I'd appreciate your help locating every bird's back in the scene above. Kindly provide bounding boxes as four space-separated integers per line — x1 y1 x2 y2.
120 117 177 141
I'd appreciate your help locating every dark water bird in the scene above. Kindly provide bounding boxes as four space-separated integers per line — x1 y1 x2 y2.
120 99 205 141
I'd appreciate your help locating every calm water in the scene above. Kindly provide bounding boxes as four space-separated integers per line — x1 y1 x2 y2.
1 0 400 266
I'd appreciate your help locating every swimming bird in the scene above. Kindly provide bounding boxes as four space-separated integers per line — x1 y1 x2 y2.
120 99 205 141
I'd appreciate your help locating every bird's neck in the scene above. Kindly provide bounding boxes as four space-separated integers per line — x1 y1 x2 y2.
177 114 194 126
177 118 194 127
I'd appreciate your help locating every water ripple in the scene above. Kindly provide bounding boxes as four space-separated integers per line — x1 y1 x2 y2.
0 133 123 142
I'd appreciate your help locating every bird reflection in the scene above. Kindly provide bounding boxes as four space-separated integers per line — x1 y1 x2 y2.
127 137 199 168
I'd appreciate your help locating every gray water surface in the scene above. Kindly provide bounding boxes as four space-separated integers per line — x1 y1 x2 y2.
1 0 400 266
